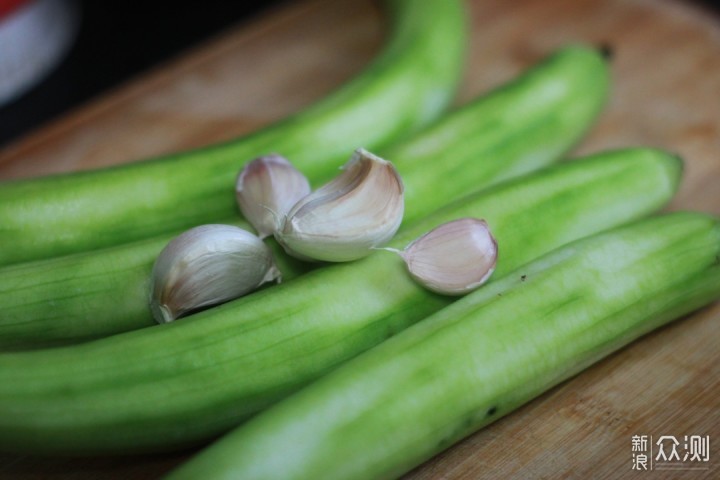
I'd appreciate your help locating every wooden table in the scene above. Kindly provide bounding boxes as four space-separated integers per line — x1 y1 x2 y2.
1 0 718 478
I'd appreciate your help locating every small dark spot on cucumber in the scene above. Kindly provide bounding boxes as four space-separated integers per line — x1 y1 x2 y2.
486 406 497 417
598 43 614 60
436 434 453 450
520 274 527 281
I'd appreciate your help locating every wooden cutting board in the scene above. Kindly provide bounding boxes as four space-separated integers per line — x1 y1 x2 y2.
0 0 718 478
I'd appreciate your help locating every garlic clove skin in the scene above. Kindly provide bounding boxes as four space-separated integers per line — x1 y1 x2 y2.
150 224 280 324
236 154 311 239
275 148 404 262
398 218 497 296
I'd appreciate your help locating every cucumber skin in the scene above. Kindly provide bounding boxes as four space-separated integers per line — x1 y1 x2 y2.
166 213 720 480
0 149 680 454
0 45 610 349
0 0 468 266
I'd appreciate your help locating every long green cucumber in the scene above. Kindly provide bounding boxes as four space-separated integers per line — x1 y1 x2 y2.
166 213 720 480
0 0 467 266
0 148 679 454
0 45 609 349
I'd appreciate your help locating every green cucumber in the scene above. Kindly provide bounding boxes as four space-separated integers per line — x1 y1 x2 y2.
0 0 467 266
166 212 720 480
0 148 680 454
0 45 609 349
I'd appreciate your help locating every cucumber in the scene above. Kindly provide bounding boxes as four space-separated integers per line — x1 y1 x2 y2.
0 148 680 454
0 0 467 266
165 213 720 480
0 45 609 349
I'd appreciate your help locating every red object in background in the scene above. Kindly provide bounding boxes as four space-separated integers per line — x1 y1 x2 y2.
0 0 30 20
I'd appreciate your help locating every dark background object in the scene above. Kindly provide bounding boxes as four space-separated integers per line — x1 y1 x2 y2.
0 0 283 147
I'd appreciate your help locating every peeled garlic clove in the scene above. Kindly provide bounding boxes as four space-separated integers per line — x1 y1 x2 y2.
236 154 311 238
275 148 404 262
150 224 280 324
398 218 497 295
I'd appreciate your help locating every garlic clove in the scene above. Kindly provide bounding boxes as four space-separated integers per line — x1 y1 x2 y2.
397 218 497 295
275 148 404 262
236 154 311 239
150 224 280 324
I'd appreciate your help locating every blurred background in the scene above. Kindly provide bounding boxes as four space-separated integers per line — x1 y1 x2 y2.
0 0 283 147
0 0 716 149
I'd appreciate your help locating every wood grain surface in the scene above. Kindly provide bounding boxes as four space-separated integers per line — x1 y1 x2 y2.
1 0 718 478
